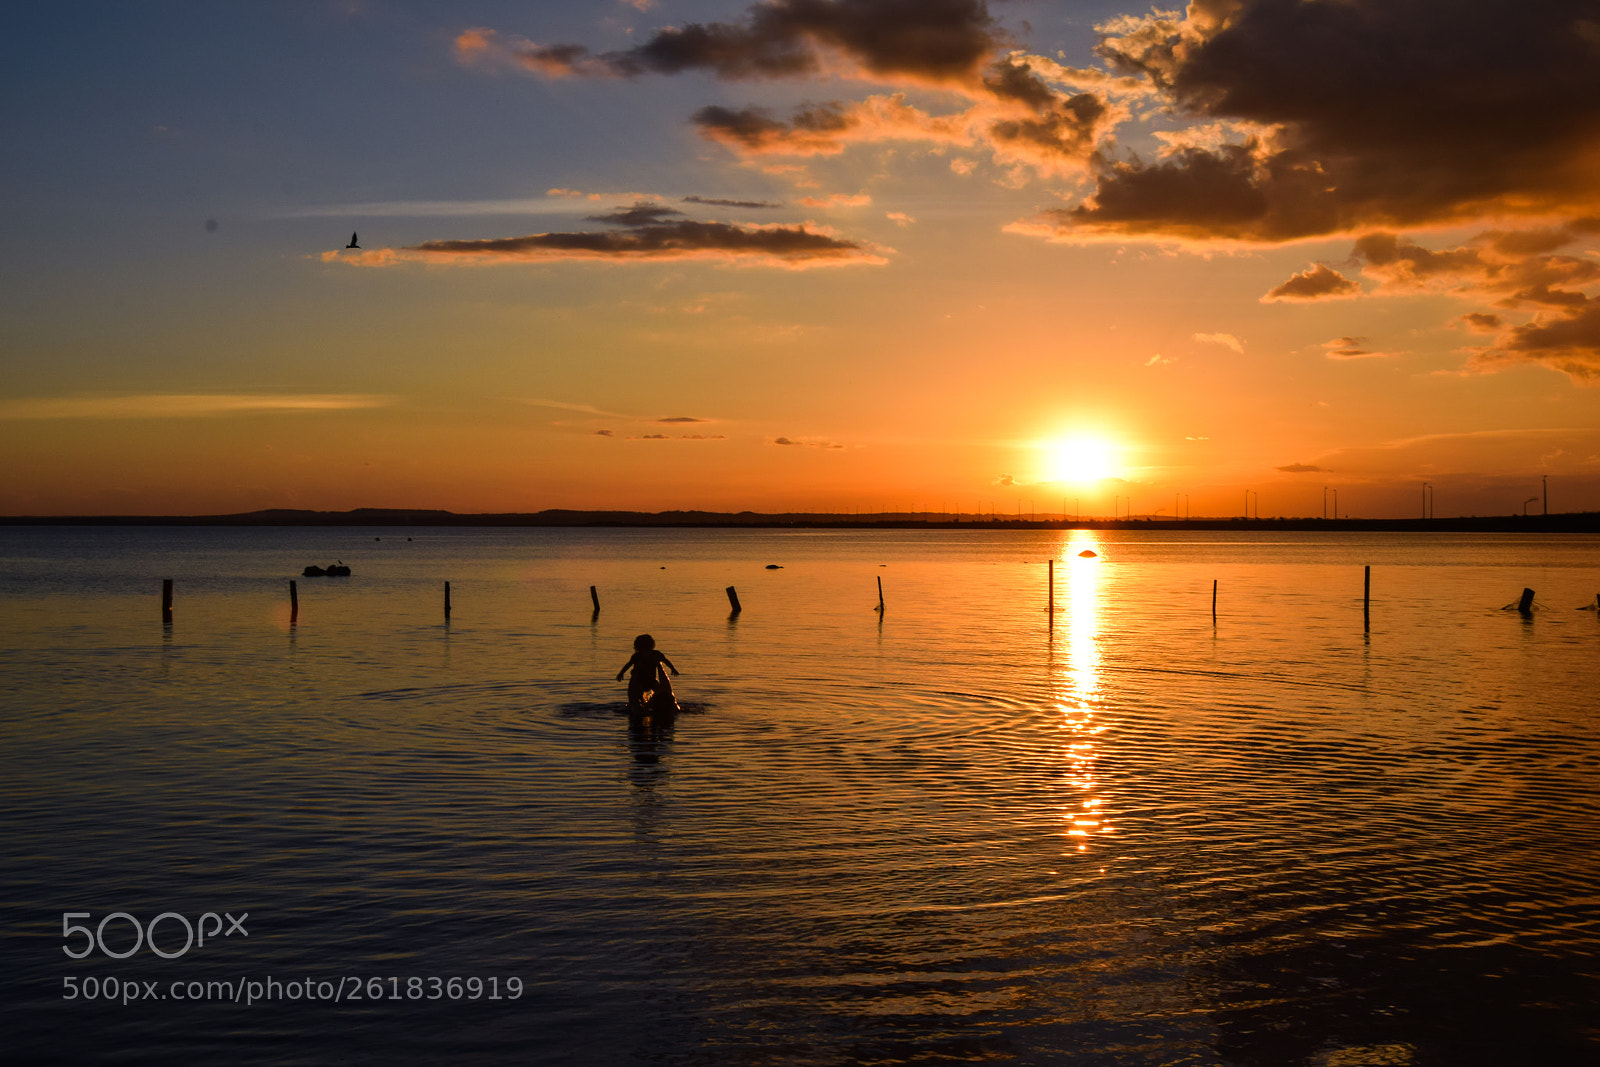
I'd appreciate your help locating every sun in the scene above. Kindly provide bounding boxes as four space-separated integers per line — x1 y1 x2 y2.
1046 437 1116 483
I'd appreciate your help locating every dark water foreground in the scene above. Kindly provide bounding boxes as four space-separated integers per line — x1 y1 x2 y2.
2 527 1598 1065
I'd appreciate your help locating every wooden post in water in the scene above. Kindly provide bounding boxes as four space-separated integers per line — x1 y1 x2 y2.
443 581 452 620
725 586 742 614
161 579 173 623
1363 565 1371 629
1518 587 1535 614
1211 579 1217 624
875 575 885 613
289 579 299 625
588 585 600 614
1047 559 1055 617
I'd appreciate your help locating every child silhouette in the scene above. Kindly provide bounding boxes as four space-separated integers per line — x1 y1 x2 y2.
617 634 679 712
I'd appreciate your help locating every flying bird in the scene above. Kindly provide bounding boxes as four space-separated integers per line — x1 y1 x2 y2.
346 232 360 249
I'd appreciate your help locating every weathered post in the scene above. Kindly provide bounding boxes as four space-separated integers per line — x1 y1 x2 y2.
444 581 452 619
1364 565 1371 629
162 579 173 623
1047 558 1055 617
875 575 885 613
289 579 299 625
589 585 600 614
1518 587 1535 614
726 585 742 614
1211 579 1217 624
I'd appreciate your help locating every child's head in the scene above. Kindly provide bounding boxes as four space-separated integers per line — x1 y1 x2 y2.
632 633 655 651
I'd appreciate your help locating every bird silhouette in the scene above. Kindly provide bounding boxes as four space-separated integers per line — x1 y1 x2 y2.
346 232 360 249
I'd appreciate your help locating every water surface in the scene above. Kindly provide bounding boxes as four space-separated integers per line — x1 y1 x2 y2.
3 527 1598 1065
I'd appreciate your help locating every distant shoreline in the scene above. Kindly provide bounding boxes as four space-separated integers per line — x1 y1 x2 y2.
3 508 1598 533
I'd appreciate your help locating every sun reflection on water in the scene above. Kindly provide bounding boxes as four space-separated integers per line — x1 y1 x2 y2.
1056 531 1111 851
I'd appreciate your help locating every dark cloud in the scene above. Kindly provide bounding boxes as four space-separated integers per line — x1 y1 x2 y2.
771 435 844 448
586 201 685 226
472 2 1600 243
1262 263 1360 302
986 92 1112 170
474 5 1115 175
1458 312 1503 333
594 429 615 436
691 97 970 158
693 102 857 154
397 218 885 268
1276 463 1325 473
1348 230 1600 309
1320 336 1393 360
1467 300 1600 383
981 54 1057 109
1035 1 1600 242
530 0 1000 84
683 195 784 209
996 474 1015 487
629 432 727 440
658 416 707 423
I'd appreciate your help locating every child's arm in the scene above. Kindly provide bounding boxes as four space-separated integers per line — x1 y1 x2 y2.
660 654 679 676
616 653 636 682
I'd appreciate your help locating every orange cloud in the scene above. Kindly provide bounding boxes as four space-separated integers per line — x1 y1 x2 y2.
1259 222 1600 382
474 4 1124 178
0 394 395 420
1321 337 1397 361
1261 264 1360 303
1466 302 1600 383
694 95 969 156
796 192 871 208
1193 332 1244 353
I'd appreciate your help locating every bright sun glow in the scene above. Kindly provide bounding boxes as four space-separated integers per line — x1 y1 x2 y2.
1047 438 1116 483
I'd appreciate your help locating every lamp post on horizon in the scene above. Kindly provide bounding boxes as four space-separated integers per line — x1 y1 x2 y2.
1543 474 1548 515
1331 488 1338 518
1422 482 1431 519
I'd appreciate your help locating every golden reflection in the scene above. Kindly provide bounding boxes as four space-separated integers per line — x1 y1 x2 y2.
1054 531 1111 851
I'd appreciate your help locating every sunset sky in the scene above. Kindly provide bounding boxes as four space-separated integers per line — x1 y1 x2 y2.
4 0 1599 518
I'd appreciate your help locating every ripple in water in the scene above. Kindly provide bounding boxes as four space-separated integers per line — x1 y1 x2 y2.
3 527 1598 1064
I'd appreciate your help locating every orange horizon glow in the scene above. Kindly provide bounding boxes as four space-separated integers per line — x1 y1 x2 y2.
2 3 1598 521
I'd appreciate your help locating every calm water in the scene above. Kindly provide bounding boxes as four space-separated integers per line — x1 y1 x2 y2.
3 526 1598 1066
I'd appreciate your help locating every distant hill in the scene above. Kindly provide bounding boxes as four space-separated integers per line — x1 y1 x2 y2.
3 508 1598 532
